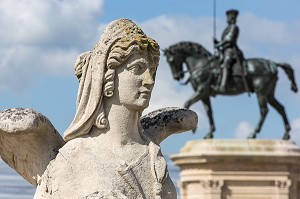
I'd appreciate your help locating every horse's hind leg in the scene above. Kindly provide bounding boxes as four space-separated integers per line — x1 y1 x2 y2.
248 94 268 139
267 94 291 140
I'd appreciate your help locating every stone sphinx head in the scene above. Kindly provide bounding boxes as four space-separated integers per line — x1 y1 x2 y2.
64 19 160 142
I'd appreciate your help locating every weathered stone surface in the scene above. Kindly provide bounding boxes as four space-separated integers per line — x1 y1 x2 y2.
81 190 127 199
33 107 196 199
141 107 198 144
171 139 300 199
0 108 65 186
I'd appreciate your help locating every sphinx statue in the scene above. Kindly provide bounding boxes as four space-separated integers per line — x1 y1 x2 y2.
0 19 197 199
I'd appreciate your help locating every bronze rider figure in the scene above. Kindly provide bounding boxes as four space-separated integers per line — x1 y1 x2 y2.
214 9 246 92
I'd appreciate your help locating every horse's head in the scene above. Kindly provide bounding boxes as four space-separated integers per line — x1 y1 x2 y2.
163 48 185 81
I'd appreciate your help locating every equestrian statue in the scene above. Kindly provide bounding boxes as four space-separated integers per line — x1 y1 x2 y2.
163 9 298 140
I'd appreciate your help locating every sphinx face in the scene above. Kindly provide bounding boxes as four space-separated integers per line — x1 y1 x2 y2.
115 50 156 111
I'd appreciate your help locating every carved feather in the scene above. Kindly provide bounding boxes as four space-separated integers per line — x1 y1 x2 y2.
141 107 198 144
0 108 65 186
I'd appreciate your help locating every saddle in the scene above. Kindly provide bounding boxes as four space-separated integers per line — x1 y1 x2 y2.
216 53 247 77
215 55 250 94
231 60 247 76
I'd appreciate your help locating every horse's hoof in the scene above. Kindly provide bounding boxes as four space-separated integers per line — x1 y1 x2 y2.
291 84 298 92
282 133 290 140
192 128 197 134
203 133 213 139
183 103 189 109
247 133 256 139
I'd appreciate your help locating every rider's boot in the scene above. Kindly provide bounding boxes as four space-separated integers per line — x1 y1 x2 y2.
219 67 228 92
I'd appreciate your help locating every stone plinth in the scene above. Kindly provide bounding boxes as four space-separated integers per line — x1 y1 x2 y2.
171 139 300 199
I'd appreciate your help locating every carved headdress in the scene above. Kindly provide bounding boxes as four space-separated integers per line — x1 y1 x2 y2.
64 19 159 142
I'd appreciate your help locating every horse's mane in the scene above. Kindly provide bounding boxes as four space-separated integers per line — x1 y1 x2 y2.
168 41 212 58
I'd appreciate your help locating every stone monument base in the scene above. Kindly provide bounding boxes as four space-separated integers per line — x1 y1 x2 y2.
171 139 300 199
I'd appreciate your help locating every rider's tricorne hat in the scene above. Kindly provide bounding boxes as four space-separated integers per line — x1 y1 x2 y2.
226 9 239 17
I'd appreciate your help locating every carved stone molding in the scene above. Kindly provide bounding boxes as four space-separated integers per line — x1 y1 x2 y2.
200 180 224 189
180 179 224 190
275 180 292 189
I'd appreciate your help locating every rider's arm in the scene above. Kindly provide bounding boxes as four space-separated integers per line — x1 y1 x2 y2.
215 25 239 49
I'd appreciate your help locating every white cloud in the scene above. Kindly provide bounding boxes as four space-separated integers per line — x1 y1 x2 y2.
0 0 103 47
239 13 294 45
234 121 253 139
0 0 103 92
141 15 217 51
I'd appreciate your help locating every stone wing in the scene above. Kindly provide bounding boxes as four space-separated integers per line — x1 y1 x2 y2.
141 107 198 144
0 108 65 186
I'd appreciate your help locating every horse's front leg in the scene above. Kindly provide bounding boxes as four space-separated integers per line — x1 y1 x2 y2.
184 90 202 110
202 97 215 139
184 89 203 134
184 87 215 138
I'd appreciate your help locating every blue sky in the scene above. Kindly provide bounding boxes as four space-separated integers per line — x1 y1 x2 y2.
0 0 299 156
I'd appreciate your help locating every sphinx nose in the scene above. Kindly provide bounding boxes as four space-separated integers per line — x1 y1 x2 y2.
142 69 154 87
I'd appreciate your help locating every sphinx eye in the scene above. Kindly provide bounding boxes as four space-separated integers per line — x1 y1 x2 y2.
127 63 146 75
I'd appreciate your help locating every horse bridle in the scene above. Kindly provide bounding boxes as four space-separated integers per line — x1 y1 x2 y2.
178 69 190 85
177 57 216 85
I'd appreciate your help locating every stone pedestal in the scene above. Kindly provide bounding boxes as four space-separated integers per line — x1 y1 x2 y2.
171 140 300 199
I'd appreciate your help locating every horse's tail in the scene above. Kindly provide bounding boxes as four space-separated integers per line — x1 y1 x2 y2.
276 62 298 93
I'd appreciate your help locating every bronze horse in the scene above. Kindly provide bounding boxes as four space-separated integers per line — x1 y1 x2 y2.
164 41 298 139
